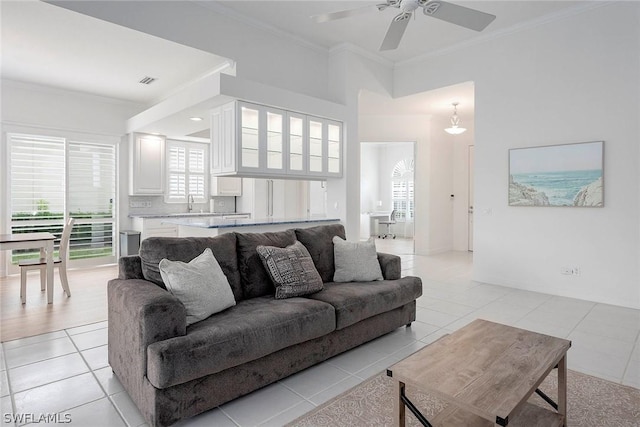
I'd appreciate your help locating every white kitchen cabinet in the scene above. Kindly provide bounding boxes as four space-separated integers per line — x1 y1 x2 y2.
129 133 165 195
132 218 178 240
211 102 236 174
210 101 342 179
211 177 242 196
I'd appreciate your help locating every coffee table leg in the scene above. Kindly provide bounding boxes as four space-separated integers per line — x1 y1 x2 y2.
558 354 567 426
394 380 406 427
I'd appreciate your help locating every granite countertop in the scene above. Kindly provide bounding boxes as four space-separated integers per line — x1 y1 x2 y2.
161 217 340 229
130 212 250 219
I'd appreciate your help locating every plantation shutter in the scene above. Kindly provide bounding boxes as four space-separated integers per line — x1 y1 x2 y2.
165 141 208 203
188 147 206 201
167 145 187 201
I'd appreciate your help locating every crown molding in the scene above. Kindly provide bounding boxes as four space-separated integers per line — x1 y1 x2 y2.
193 1 329 55
329 43 394 68
395 0 613 68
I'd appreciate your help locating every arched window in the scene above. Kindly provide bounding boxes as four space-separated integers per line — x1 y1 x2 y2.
391 159 414 222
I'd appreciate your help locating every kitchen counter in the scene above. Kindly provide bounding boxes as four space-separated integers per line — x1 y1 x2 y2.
129 212 250 219
161 217 341 237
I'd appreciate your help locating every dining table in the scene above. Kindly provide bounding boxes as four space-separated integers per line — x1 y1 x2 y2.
0 232 56 304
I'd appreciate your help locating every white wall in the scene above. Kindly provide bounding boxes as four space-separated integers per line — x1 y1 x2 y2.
1 80 142 136
394 2 640 308
360 144 381 213
327 47 394 239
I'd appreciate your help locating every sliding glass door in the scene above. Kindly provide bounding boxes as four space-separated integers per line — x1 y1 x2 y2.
7 132 117 270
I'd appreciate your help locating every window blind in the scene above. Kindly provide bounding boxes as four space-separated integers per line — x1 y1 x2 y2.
68 141 116 260
7 133 116 265
9 134 65 222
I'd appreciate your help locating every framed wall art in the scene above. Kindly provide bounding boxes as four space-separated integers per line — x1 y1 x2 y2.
509 141 604 207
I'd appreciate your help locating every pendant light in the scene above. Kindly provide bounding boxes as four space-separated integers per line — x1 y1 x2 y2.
444 102 467 135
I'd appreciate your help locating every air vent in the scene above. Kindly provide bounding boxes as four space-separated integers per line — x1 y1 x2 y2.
138 76 157 85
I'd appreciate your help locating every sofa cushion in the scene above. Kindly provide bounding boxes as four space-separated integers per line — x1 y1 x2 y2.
332 237 383 282
146 296 336 388
159 248 236 326
256 241 323 299
140 234 243 301
236 230 297 299
307 277 422 330
295 224 346 283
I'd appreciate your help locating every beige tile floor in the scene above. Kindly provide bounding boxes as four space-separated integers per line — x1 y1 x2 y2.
1 240 638 426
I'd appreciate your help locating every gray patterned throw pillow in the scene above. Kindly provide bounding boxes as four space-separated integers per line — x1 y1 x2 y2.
256 241 323 299
332 236 384 282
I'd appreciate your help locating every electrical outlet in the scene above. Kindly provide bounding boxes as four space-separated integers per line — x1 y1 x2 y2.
129 201 152 208
561 267 572 275
561 266 581 276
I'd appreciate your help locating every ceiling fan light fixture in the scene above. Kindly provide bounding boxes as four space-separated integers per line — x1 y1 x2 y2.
444 102 467 135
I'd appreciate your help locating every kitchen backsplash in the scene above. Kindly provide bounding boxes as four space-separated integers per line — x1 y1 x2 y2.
128 196 235 215
210 196 236 213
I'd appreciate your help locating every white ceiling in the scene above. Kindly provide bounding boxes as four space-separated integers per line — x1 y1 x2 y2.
1 0 230 105
1 0 592 135
211 1 586 63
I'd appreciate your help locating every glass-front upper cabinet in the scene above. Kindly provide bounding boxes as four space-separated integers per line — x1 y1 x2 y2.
266 109 284 171
237 102 285 174
305 118 342 177
308 119 324 175
326 120 342 177
288 113 306 174
212 100 343 178
239 103 260 170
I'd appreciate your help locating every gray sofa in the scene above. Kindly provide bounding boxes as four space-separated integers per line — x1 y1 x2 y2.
108 224 422 426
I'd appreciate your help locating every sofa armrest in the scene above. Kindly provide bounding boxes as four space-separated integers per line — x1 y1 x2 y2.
377 252 401 280
118 255 144 280
108 278 186 388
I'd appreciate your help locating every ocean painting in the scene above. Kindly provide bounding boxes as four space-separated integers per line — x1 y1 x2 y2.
509 141 603 207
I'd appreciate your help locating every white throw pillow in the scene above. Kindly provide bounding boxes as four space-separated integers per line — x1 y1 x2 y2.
159 248 236 325
332 236 383 282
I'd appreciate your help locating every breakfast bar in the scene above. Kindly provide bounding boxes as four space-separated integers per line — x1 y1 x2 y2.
161 217 342 237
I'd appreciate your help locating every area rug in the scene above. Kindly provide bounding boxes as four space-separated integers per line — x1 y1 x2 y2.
288 369 640 426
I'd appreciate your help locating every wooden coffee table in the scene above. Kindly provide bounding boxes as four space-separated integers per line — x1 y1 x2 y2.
387 319 571 426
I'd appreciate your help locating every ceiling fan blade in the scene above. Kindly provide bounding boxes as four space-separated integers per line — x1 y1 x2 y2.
422 1 496 31
312 4 378 23
380 13 411 51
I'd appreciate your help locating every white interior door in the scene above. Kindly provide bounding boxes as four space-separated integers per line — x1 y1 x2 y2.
468 145 475 252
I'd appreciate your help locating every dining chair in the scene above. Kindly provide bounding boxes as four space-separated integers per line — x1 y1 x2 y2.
378 210 397 239
19 217 75 303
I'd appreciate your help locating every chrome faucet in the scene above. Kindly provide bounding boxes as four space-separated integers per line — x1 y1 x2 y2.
187 194 194 213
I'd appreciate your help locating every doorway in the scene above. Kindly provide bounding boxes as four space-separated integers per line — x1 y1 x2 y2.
360 142 415 251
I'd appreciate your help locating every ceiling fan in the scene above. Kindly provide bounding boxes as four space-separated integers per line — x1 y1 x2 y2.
312 0 496 51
